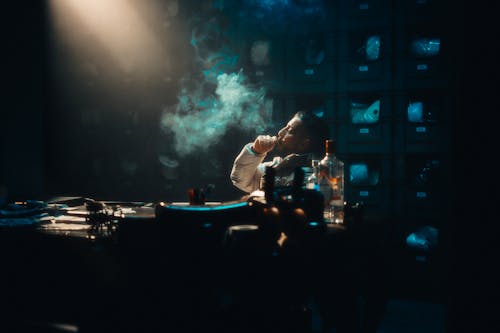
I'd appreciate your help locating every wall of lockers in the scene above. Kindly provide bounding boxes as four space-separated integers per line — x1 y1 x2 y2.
243 0 455 224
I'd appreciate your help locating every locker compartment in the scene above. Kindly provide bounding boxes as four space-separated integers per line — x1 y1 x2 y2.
394 92 451 149
285 94 335 122
343 155 393 220
396 0 446 26
339 0 393 29
405 122 442 144
342 121 390 144
400 185 446 220
340 93 392 121
405 27 444 79
243 38 285 88
400 90 447 121
337 94 392 153
347 30 391 81
395 154 449 220
347 60 384 81
345 157 393 186
345 185 392 220
395 122 451 154
401 154 446 187
337 29 392 90
286 32 331 84
283 0 334 34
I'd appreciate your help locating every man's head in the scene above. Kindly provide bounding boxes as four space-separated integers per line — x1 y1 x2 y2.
276 110 329 156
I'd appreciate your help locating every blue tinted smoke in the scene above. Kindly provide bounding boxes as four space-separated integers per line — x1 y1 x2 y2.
161 70 272 157
159 1 326 159
160 16 273 157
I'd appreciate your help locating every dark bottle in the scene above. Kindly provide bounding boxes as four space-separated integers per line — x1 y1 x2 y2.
263 166 276 205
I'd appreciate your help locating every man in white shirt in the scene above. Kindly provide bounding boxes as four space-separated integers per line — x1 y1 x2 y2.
230 110 329 194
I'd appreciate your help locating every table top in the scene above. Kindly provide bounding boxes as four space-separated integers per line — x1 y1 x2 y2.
1 196 369 244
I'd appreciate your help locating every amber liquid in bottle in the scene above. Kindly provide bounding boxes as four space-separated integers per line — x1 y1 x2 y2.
318 139 344 223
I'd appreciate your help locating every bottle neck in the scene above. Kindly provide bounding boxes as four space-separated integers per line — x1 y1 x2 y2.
324 140 336 156
324 152 335 158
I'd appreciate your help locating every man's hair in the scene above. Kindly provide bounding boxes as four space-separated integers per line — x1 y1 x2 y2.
295 110 330 156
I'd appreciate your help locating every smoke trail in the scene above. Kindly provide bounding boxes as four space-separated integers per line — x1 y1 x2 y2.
160 16 273 157
161 69 272 157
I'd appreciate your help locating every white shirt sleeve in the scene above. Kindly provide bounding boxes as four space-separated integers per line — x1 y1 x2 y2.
230 143 266 193
230 143 283 193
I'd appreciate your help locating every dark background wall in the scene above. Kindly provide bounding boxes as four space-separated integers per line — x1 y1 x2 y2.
0 3 493 219
4 1 463 222
0 1 484 214
1 1 499 330
2 2 46 200
0 1 468 223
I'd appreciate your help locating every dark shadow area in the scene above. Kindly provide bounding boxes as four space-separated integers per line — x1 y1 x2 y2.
3 0 497 332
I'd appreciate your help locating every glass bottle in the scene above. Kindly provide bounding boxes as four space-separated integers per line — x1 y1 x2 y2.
306 159 320 191
318 139 344 223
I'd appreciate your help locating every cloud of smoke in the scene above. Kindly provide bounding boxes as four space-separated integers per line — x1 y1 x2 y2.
161 69 272 157
160 15 273 157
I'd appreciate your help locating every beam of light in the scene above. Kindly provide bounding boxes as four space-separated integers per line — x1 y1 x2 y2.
49 0 173 75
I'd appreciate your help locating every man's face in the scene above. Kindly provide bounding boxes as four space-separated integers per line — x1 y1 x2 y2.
276 114 307 154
